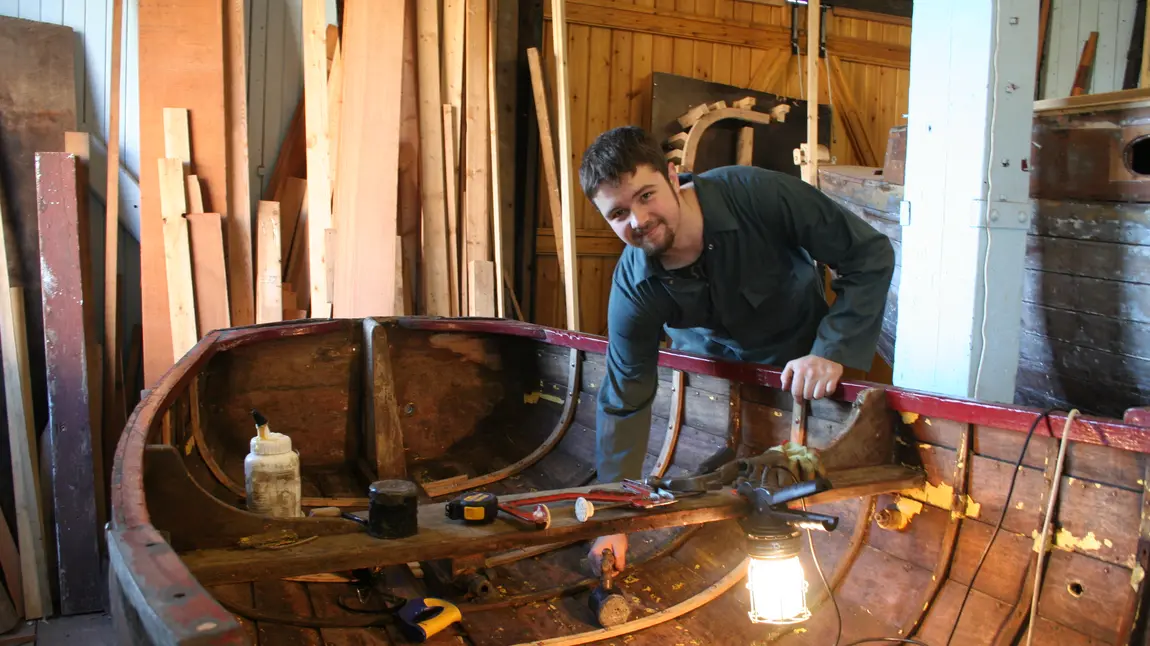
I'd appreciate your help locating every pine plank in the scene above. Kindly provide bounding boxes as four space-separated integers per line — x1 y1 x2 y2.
277 177 307 273
185 175 205 213
417 0 451 317
551 0 583 331
186 213 231 335
326 27 343 189
256 201 283 324
102 0 125 522
331 0 406 317
527 48 566 289
464 0 491 314
469 260 496 317
157 157 198 358
162 108 192 171
302 0 332 315
0 172 51 619
442 105 461 317
284 182 311 313
488 2 506 318
224 0 254 328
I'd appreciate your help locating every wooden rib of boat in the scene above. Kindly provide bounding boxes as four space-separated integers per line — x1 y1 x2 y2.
109 317 1150 645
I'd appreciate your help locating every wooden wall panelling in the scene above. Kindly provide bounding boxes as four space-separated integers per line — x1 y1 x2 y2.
138 0 228 386
532 0 910 333
186 213 231 336
546 0 911 68
302 0 332 317
35 153 102 615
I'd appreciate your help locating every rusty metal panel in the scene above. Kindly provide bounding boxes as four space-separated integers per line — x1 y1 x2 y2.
36 152 102 615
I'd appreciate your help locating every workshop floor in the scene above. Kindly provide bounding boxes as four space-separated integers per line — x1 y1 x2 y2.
35 612 116 645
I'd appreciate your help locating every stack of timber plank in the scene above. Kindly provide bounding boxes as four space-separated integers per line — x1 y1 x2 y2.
261 0 511 325
0 12 131 623
136 0 522 380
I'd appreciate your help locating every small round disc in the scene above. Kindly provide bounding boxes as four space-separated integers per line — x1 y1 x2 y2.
596 594 631 627
575 497 595 523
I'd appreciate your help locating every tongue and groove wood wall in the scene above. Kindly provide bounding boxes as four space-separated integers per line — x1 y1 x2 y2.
529 0 911 335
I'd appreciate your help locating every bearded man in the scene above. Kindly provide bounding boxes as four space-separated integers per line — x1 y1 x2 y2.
578 126 894 574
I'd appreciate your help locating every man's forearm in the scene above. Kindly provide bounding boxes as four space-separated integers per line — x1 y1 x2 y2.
811 235 895 370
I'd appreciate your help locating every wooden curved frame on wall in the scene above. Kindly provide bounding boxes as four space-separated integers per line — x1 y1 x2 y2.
650 370 685 479
680 107 778 173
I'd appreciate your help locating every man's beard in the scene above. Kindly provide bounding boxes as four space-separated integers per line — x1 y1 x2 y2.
638 220 674 257
638 190 679 257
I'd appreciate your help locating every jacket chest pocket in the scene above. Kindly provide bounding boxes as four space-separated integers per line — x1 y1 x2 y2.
723 273 791 345
663 280 714 330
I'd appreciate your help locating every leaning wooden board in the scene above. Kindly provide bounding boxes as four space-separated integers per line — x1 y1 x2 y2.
0 15 78 439
138 0 231 386
36 153 103 615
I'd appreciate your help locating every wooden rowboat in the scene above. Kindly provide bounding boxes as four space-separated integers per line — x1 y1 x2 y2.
109 317 1150 645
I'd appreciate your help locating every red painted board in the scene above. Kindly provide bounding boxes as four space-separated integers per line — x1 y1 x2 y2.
35 153 102 615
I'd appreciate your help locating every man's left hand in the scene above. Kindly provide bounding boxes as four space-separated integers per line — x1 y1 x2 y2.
780 355 843 400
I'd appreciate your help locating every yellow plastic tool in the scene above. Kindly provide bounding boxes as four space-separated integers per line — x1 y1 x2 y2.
397 597 462 642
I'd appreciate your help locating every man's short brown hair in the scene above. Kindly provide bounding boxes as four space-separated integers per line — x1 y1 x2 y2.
579 126 670 200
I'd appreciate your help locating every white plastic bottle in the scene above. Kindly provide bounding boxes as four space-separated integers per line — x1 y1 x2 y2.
244 410 303 518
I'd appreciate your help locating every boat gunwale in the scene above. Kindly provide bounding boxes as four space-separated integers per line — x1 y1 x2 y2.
107 316 1150 645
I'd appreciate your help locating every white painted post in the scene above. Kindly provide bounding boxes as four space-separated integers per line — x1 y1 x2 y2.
892 1 1039 403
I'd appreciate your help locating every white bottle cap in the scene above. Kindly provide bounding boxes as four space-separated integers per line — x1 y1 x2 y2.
250 431 293 456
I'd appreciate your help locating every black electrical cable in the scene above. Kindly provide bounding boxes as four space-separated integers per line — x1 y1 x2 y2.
804 501 841 646
942 406 1059 646
841 634 929 639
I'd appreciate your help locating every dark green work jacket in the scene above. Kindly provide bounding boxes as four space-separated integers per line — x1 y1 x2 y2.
595 165 894 483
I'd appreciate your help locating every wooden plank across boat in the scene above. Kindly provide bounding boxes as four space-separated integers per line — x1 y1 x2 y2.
109 317 1150 645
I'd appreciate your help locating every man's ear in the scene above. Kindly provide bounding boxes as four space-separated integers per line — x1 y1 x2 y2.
666 161 680 191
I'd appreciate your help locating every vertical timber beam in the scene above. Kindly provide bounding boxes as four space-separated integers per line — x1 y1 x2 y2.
892 1 1038 402
551 0 581 332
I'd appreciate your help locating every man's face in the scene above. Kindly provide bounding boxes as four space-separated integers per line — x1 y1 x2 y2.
592 163 681 257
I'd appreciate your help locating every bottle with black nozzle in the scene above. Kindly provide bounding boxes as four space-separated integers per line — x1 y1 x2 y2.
243 409 302 518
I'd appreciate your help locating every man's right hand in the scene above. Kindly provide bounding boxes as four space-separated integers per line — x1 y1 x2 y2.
589 533 628 575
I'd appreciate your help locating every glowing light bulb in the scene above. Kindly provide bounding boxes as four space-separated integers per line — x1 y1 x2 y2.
746 553 810 624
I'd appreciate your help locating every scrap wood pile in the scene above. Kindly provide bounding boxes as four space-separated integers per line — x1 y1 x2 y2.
140 0 520 390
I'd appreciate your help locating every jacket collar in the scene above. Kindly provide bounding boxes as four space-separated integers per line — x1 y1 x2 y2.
636 172 739 280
